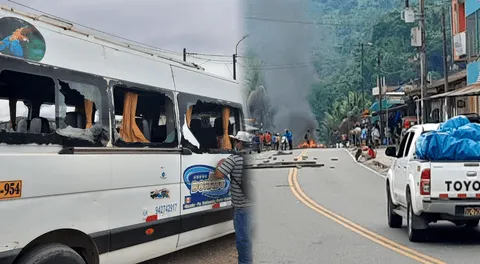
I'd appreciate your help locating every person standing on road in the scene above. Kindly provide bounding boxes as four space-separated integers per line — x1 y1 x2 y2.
265 131 272 151
259 132 264 152
272 132 277 150
284 129 293 150
215 132 253 264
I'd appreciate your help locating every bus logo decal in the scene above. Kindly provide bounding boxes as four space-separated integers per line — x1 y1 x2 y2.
0 17 46 61
182 165 231 209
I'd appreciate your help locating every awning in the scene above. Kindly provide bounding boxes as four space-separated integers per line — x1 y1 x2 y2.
370 98 404 112
425 83 480 100
371 104 407 116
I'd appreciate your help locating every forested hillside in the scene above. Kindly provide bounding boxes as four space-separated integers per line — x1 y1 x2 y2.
308 0 453 142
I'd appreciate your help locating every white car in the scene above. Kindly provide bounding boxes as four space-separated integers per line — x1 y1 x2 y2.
385 124 480 242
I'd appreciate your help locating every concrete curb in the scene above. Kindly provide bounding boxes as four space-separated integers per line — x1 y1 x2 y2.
349 149 390 170
370 159 390 169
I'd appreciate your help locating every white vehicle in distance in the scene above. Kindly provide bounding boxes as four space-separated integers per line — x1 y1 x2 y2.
385 123 480 242
0 5 245 264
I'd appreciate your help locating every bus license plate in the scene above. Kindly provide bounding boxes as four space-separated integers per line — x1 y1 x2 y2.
0 180 22 200
464 207 480 216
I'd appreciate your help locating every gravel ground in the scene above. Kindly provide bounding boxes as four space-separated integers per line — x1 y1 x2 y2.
142 234 237 264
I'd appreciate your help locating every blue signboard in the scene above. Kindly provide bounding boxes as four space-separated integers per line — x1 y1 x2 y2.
466 0 480 16
182 165 231 210
467 61 480 85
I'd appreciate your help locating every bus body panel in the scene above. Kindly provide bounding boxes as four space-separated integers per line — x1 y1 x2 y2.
103 47 175 90
0 152 111 249
99 234 179 264
177 153 234 248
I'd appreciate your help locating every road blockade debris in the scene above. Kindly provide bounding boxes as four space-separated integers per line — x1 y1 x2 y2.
244 160 324 169
274 151 293 156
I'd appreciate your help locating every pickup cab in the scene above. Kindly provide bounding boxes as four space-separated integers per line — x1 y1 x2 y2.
385 124 480 242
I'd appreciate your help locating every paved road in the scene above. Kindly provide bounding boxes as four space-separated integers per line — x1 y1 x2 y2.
150 148 480 263
265 148 479 264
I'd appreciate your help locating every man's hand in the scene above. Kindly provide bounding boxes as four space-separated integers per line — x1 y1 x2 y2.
214 158 227 179
217 158 226 167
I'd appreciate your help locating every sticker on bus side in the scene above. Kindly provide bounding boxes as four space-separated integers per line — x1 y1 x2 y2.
182 165 231 210
0 180 22 200
142 202 178 222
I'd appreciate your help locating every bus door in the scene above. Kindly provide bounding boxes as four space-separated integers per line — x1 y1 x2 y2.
177 109 234 248
107 86 182 263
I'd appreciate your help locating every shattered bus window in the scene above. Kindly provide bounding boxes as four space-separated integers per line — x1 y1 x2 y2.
0 70 56 140
179 95 243 153
113 86 178 148
56 80 108 145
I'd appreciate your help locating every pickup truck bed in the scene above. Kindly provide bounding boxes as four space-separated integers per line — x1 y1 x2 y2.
385 124 480 242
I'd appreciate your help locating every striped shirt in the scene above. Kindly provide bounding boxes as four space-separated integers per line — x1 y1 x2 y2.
218 154 251 208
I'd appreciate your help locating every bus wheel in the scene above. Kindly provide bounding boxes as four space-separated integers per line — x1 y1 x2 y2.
16 243 86 264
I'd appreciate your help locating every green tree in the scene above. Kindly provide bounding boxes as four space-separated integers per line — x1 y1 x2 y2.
308 0 451 143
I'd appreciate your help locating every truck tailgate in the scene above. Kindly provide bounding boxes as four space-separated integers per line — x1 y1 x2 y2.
430 162 480 198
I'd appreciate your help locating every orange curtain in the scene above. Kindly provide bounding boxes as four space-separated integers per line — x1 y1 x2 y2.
9 98 16 131
186 106 193 127
222 107 232 150
84 99 94 129
119 92 149 143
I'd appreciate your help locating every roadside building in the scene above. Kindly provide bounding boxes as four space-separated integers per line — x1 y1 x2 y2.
408 70 467 122
420 0 480 121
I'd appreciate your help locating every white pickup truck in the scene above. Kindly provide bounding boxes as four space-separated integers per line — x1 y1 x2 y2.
385 123 480 242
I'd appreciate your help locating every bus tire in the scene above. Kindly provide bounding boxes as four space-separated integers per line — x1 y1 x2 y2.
15 243 86 264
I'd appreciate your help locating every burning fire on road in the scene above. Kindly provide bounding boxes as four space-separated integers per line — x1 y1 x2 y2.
297 140 325 149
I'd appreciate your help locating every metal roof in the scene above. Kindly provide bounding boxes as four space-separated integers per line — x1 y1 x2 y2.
426 83 480 100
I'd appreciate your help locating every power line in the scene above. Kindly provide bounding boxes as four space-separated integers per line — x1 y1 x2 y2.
238 62 315 70
244 16 365 27
188 55 232 63
7 0 182 56
186 52 232 58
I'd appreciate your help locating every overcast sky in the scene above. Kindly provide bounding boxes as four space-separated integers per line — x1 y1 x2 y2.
4 0 243 78
0 0 244 122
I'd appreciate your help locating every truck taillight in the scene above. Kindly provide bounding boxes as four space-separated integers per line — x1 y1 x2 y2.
420 168 431 195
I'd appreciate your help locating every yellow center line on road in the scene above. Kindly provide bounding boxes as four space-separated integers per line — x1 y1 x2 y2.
288 150 445 264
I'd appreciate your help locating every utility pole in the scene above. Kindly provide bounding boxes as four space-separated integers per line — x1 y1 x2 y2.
234 35 249 81
441 6 449 121
377 51 383 142
183 48 186 62
361 43 365 110
419 0 427 124
233 54 237 80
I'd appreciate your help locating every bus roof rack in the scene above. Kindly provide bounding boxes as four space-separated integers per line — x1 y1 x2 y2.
0 4 205 71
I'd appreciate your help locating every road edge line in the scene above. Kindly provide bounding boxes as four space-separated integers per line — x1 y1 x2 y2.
344 149 387 179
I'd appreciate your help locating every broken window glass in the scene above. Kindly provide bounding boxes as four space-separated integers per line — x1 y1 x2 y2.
0 70 56 138
178 93 244 153
56 80 108 145
113 86 178 148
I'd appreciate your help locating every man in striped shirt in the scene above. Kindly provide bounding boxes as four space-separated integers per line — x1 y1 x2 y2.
215 131 252 264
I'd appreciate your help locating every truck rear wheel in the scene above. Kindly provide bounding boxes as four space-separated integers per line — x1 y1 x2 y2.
407 197 426 242
387 183 402 228
16 243 86 264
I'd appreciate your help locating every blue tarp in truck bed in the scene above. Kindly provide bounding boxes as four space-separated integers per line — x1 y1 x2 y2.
416 116 480 160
